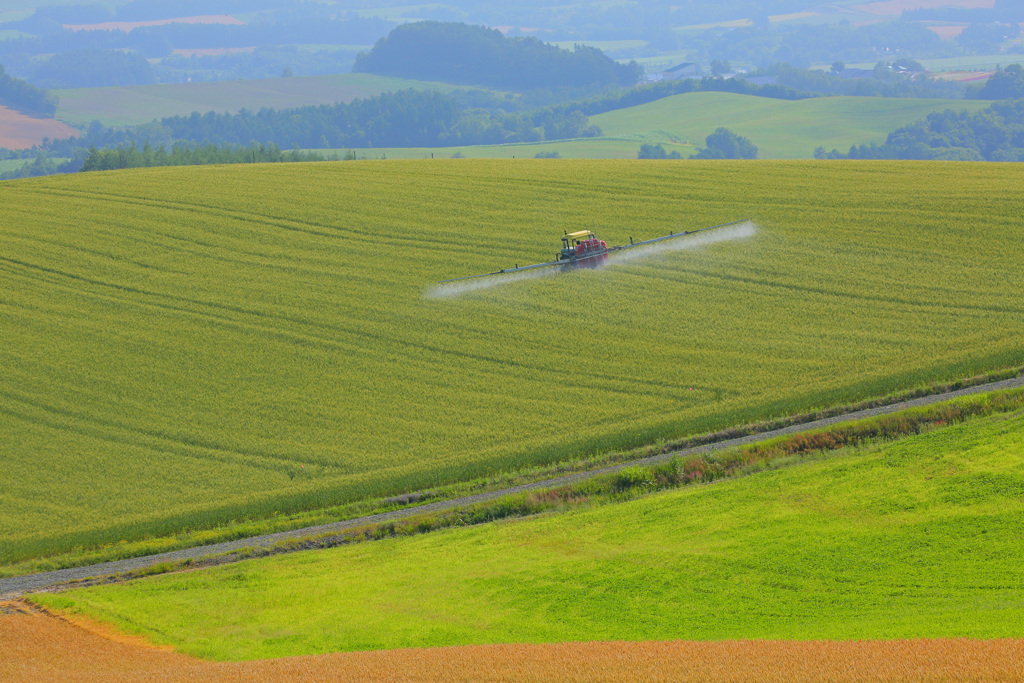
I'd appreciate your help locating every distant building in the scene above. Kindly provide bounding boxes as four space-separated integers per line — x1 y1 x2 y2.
662 62 702 80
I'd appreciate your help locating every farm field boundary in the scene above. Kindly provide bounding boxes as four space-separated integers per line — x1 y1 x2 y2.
27 386 1024 658
2 606 1022 683
3 373 1020 598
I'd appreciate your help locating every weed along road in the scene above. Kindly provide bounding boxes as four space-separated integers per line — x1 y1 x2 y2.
3 375 1021 598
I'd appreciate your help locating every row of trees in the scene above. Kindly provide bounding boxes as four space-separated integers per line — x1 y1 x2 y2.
80 142 323 171
146 89 600 149
353 22 642 90
815 98 1024 161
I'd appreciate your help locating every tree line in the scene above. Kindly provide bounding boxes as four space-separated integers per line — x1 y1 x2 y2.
80 141 323 171
143 89 601 149
0 64 56 115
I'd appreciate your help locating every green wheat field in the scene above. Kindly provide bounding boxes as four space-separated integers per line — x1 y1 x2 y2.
2 159 1022 564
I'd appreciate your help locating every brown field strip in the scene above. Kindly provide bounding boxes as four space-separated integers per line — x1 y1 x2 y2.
2 605 1022 682
0 106 77 149
850 0 992 16
64 15 244 32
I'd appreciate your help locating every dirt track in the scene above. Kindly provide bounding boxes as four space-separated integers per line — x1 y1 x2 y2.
1 375 1021 598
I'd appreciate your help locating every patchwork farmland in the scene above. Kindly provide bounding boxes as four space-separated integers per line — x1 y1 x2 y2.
2 158 1023 679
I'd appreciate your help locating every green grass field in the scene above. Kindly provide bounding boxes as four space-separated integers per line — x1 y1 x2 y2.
2 160 1022 565
589 92 993 158
54 73 464 127
36 397 1024 660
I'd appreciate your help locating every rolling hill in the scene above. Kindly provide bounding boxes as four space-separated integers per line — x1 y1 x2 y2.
328 92 995 160
1 159 1022 566
588 91 994 158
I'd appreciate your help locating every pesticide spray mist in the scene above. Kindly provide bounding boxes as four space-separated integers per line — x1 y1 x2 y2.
425 221 758 299
607 220 758 266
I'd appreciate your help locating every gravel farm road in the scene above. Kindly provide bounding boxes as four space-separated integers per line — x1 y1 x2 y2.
3 375 1022 598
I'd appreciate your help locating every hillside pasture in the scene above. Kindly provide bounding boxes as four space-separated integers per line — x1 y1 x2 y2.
34 401 1024 658
590 92 993 158
53 73 463 127
1 160 1022 564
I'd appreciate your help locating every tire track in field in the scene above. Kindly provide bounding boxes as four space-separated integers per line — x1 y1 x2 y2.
2 375 1022 597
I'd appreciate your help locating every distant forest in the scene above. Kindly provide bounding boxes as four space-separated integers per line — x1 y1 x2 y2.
353 22 642 90
32 49 155 89
0 64 56 114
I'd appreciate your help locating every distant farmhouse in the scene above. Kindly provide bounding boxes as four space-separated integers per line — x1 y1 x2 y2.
662 62 702 80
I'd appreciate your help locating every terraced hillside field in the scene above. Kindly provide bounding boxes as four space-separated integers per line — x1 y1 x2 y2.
34 394 1024 659
53 73 462 127
1 159 1022 564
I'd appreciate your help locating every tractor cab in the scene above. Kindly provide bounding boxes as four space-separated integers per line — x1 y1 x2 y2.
558 229 609 268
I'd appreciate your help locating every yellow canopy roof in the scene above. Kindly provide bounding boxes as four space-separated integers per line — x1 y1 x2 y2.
566 230 595 239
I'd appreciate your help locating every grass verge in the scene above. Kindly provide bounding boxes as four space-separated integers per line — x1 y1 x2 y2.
32 383 1024 593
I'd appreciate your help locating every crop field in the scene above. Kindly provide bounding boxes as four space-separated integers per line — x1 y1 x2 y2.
0 104 78 149
4 608 1024 683
33 400 1024 658
1 159 1022 565
53 74 463 127
589 92 993 158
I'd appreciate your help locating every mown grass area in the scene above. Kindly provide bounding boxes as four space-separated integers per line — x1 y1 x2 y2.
590 92 993 158
53 73 464 127
2 159 1022 565
35 395 1024 660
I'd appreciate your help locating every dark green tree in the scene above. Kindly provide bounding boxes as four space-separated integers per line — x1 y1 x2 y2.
638 143 681 159
691 128 758 159
978 64 1024 100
